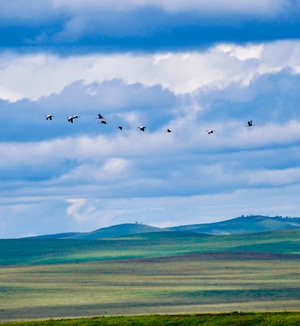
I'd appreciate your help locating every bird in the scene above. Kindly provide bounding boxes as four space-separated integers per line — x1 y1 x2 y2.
98 120 107 124
45 115 53 120
246 120 254 127
96 114 104 120
138 126 146 132
206 129 216 134
67 115 79 123
166 128 173 133
117 126 123 131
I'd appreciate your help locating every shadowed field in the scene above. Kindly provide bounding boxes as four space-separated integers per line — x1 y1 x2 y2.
0 230 299 321
2 312 300 326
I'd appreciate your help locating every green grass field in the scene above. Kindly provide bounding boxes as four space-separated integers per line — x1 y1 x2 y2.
1 229 299 266
2 312 300 326
0 230 299 322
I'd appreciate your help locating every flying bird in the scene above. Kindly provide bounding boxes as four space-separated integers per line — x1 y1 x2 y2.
67 115 79 123
246 120 254 127
118 126 123 131
96 114 104 120
45 115 53 120
166 128 173 133
206 129 216 134
138 126 146 132
98 120 107 124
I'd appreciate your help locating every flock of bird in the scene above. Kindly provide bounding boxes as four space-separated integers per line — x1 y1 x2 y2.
206 120 254 134
45 114 254 134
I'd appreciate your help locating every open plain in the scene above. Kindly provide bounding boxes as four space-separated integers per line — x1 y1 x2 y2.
0 229 299 322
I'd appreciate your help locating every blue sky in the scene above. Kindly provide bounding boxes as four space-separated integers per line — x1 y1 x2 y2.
1 0 300 238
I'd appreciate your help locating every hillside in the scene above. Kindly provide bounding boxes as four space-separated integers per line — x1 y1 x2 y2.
1 228 300 266
68 223 167 240
30 215 300 240
33 223 168 240
1 228 299 320
170 215 300 235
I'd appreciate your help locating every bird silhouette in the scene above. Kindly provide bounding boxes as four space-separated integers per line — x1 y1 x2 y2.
246 120 254 127
138 126 146 132
67 115 79 123
118 126 123 130
166 128 172 133
96 114 104 120
45 115 53 120
206 129 216 134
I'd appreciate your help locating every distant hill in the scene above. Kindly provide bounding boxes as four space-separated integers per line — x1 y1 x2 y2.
28 215 300 240
170 215 300 235
33 223 168 240
3 228 300 266
32 232 81 239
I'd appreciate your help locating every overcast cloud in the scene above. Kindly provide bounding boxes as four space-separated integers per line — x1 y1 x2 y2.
0 0 300 238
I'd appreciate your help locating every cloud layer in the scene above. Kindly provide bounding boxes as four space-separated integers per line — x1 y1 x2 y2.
0 1 300 237
0 0 300 53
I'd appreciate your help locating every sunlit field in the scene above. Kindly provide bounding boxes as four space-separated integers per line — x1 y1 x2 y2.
0 230 299 321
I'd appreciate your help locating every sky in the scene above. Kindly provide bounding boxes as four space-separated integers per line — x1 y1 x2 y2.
1 0 300 238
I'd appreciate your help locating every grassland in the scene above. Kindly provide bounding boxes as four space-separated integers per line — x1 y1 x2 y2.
0 230 299 321
2 312 300 326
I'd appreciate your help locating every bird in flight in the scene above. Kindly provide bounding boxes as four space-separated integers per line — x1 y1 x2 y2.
206 129 216 134
166 128 173 133
246 120 254 127
96 113 107 124
118 126 123 131
96 114 104 120
138 126 146 132
67 115 79 123
45 115 53 120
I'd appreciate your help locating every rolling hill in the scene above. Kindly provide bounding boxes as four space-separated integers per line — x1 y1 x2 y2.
1 228 300 320
33 223 166 240
1 228 300 266
1 216 299 320
29 215 300 240
170 215 300 235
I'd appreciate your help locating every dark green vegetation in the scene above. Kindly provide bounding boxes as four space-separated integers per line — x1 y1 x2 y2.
28 215 300 239
2 312 300 326
1 229 299 266
0 229 299 321
170 215 300 235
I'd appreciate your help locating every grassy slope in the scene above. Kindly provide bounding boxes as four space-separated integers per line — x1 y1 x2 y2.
0 229 299 266
2 312 300 326
29 216 300 240
170 215 300 234
67 223 167 240
0 229 299 321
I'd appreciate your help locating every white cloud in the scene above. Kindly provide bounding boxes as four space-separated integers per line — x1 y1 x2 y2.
59 158 129 184
1 181 300 238
52 184 300 234
216 44 264 61
248 167 300 187
66 198 96 223
1 40 300 102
